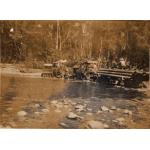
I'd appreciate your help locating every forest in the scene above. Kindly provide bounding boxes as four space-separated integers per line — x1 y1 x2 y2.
0 20 149 70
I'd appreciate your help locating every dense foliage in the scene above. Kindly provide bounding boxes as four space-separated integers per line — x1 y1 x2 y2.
0 20 149 69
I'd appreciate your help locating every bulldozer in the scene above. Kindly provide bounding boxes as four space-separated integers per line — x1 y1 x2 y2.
41 60 69 78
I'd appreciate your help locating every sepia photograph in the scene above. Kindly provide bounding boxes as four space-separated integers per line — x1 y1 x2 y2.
0 20 150 129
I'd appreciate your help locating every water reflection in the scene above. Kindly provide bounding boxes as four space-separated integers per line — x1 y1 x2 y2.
0 75 147 111
49 81 146 100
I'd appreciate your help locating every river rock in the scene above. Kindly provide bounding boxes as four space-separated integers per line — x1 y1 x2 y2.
59 122 69 128
101 106 109 111
34 112 40 115
63 99 71 105
115 117 125 125
75 105 85 112
123 109 132 115
110 106 117 110
54 109 61 113
53 103 63 109
71 102 77 106
109 110 113 113
87 120 109 129
87 108 92 112
41 109 49 113
34 104 40 108
116 117 125 122
67 112 78 119
17 111 27 117
97 110 102 114
50 100 58 105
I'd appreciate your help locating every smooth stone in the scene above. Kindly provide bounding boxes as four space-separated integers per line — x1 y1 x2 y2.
110 106 117 110
17 111 27 117
71 102 77 106
67 112 78 119
97 110 102 114
34 104 40 108
87 108 92 112
41 109 49 113
59 123 69 128
104 124 109 128
116 117 125 122
63 99 70 105
53 103 63 108
117 108 121 111
101 106 109 111
34 112 40 115
87 120 109 129
123 109 132 115
50 100 58 105
109 110 113 113
112 120 118 123
75 105 84 109
75 105 85 112
115 117 125 125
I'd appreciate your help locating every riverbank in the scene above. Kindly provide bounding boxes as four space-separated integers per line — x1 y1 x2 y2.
0 63 42 78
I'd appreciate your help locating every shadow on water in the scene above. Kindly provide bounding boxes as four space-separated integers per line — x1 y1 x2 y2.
49 81 147 100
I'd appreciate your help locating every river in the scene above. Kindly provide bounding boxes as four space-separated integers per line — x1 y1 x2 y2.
0 74 150 128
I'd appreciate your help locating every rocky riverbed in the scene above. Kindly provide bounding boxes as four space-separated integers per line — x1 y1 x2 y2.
1 96 150 129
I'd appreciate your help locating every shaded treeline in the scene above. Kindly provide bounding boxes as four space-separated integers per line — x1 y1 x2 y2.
0 20 149 69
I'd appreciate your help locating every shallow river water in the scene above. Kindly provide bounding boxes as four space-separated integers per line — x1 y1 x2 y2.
0 74 150 128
